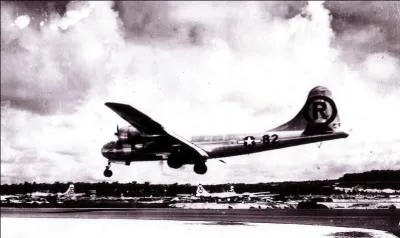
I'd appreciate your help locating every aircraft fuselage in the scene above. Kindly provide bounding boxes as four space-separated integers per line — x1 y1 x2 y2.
101 129 348 164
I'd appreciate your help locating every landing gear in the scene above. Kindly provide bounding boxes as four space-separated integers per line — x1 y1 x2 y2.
193 162 207 175
167 157 183 169
104 161 113 177
104 169 112 177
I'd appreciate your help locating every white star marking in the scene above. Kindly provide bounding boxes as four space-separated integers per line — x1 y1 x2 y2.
245 137 254 145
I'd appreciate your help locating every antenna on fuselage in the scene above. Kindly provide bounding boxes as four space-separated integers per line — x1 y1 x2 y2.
115 125 120 136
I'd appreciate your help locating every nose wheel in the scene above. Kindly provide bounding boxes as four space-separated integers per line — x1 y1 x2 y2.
104 161 113 177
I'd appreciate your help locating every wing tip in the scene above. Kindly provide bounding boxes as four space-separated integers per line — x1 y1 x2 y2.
105 102 128 108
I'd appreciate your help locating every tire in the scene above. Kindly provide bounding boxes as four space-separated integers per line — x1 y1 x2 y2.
103 169 113 177
167 158 183 169
193 163 207 174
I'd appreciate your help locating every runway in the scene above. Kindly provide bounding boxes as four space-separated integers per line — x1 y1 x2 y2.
3 217 398 238
2 208 400 236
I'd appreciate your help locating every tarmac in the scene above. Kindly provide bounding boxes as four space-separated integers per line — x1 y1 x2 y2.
1 207 400 236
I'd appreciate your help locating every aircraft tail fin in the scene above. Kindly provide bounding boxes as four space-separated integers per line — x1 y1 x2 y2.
271 86 342 135
196 184 211 197
63 184 75 197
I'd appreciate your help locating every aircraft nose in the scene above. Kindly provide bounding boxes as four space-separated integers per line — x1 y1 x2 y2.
101 147 108 158
101 142 112 158
101 148 107 157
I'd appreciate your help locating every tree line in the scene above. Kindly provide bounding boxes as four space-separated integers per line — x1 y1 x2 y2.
1 170 398 196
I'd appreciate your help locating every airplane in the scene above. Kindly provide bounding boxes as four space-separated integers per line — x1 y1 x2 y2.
101 86 349 177
195 184 237 199
170 193 200 202
29 184 85 200
195 184 276 201
58 184 86 200
119 194 172 203
0 195 23 204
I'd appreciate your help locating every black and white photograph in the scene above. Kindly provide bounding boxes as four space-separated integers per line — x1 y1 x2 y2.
1 1 400 237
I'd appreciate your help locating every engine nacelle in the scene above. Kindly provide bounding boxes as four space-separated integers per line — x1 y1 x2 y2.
116 126 140 142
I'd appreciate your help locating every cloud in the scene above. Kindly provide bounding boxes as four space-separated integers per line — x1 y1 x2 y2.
326 1 400 62
1 1 399 184
1 1 123 115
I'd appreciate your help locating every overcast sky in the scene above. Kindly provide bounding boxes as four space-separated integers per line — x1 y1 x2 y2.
1 1 400 185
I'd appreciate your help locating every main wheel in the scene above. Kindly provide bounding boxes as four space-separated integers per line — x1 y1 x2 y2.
103 169 113 177
193 163 207 174
167 158 183 169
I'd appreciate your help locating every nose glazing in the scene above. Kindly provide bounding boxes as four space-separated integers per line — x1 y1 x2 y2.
101 141 114 157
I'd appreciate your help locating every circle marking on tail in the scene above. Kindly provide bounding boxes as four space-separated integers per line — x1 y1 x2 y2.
304 96 337 125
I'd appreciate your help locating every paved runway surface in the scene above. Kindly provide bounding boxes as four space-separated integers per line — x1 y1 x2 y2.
2 208 400 236
3 217 398 238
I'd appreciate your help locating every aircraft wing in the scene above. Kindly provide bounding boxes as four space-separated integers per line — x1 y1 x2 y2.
105 103 164 134
105 102 209 159
245 192 277 198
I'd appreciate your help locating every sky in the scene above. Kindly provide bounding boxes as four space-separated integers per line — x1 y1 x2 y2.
1 1 400 185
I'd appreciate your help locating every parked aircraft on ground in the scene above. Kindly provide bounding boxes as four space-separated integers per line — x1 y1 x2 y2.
195 184 276 200
196 184 236 198
101 86 348 177
0 195 22 204
30 184 85 200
